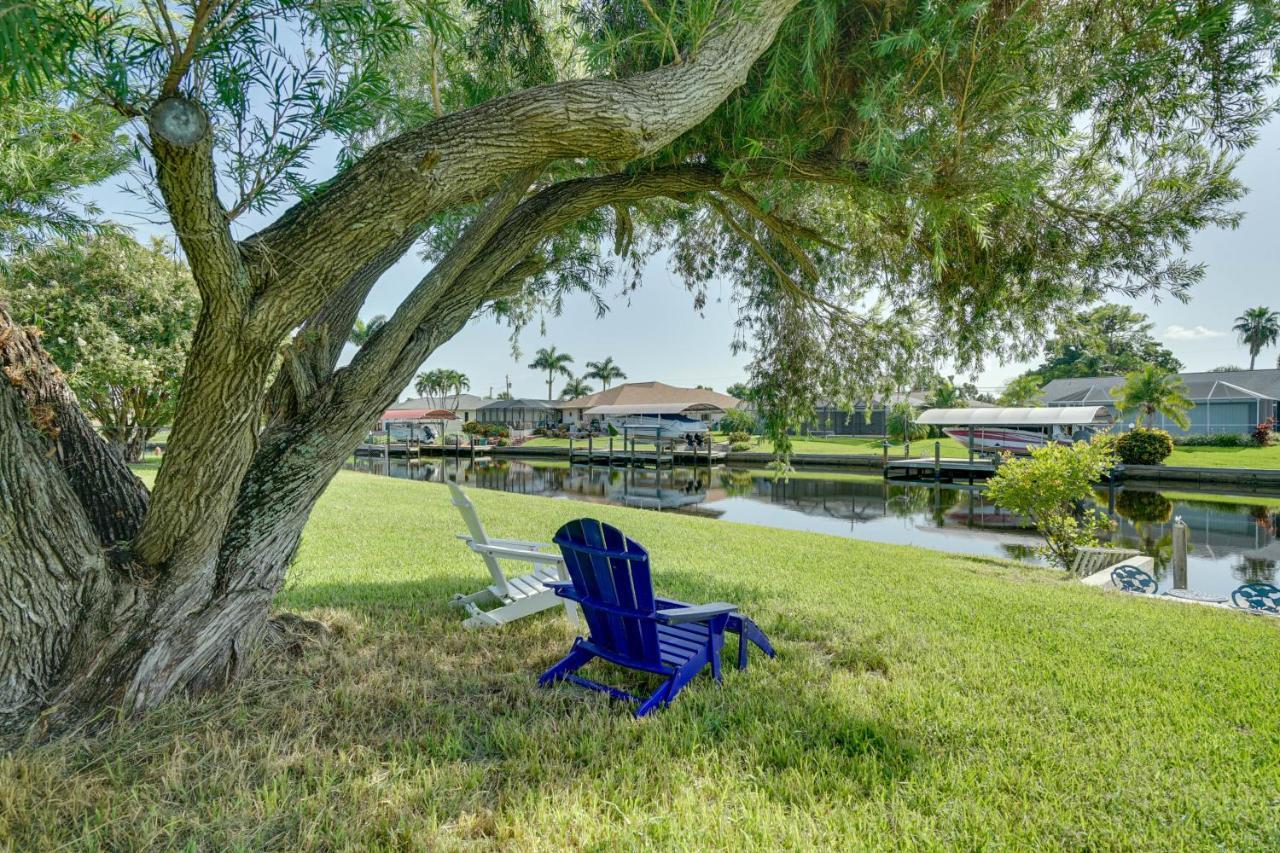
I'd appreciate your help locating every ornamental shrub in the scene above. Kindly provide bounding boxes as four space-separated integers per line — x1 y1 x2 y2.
985 437 1118 570
729 441 751 452
718 408 757 434
1114 428 1174 464
728 430 752 445
1253 418 1275 447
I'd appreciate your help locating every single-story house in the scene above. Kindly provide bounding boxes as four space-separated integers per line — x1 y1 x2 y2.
380 393 494 435
557 382 743 428
803 392 993 436
1040 369 1280 436
476 397 561 430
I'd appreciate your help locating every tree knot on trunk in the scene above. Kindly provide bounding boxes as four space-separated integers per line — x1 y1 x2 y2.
148 96 210 148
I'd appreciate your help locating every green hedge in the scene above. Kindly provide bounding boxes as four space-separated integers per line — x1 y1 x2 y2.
1115 428 1174 465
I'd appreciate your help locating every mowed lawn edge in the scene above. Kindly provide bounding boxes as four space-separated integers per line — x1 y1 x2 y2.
2 469 1278 849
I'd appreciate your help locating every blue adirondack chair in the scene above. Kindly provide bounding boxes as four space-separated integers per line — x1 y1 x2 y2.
539 518 773 717
1231 583 1280 615
1111 564 1159 594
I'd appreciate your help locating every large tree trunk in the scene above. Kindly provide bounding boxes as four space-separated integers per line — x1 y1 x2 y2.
0 0 799 734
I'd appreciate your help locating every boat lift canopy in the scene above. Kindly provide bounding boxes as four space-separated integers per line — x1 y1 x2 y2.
915 406 1111 427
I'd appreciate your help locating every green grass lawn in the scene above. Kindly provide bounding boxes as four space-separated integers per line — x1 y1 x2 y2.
1167 443 1280 469
7 470 1277 848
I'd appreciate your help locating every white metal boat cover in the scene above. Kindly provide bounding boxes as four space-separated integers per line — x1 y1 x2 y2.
584 402 724 416
915 406 1111 426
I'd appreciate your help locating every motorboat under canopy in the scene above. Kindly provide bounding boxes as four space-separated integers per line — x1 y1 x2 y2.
915 406 1111 427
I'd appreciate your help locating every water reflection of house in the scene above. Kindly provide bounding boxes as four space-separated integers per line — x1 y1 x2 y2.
1041 369 1280 436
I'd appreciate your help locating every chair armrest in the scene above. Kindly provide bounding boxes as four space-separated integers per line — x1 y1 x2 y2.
655 602 737 624
487 537 554 551
469 542 564 565
544 580 574 592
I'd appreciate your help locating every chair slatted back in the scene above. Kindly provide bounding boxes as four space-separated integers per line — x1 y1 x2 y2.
448 481 508 594
554 519 660 666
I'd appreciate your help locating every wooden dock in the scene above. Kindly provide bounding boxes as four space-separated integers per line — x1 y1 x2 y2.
885 457 995 482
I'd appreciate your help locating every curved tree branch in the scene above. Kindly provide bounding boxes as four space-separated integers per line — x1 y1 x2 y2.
240 0 802 337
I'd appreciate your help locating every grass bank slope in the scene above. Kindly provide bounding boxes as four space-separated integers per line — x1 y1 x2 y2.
3 471 1278 849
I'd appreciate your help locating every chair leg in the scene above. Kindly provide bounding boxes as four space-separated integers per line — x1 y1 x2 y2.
635 657 706 717
738 617 775 668
634 681 673 717
539 640 595 687
710 633 724 684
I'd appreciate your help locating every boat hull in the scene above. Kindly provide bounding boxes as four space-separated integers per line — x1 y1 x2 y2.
942 427 1070 455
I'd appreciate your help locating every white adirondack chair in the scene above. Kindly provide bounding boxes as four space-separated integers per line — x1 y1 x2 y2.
447 481 578 629
1071 546 1142 576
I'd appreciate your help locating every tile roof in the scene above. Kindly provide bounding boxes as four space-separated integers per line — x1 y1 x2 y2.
558 381 742 410
1041 369 1280 403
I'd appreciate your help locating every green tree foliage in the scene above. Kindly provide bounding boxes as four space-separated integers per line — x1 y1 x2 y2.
3 229 197 460
1232 306 1280 370
887 401 926 443
1114 428 1175 465
349 315 387 347
725 382 754 402
1018 305 1183 385
413 368 469 409
718 408 757 435
528 346 573 400
997 375 1044 407
560 375 593 399
0 93 129 258
924 377 971 409
5 0 1280 729
1111 365 1194 429
583 356 626 389
986 439 1118 570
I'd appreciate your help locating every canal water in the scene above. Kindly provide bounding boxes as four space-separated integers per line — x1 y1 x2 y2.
345 456 1280 600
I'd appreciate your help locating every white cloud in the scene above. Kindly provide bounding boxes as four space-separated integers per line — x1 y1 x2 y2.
1164 324 1225 341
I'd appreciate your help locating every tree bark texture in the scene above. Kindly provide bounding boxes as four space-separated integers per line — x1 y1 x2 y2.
0 0 801 734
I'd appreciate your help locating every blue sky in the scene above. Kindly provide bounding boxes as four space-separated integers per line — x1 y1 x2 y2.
87 111 1280 402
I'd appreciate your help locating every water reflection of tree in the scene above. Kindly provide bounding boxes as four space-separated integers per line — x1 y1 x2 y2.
1001 544 1039 562
1114 490 1173 524
718 469 755 498
1233 558 1277 584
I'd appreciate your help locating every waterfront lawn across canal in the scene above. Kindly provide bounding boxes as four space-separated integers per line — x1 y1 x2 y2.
5 468 1277 848
525 432 1280 469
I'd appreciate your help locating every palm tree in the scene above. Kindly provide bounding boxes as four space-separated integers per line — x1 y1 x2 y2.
561 375 593 399
349 314 387 346
528 346 574 400
1232 306 1280 370
584 356 627 389
997 374 1044 407
414 368 450 408
443 370 469 409
1110 365 1193 429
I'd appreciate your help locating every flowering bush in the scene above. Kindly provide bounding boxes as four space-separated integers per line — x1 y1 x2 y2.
1253 418 1275 447
985 438 1118 570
